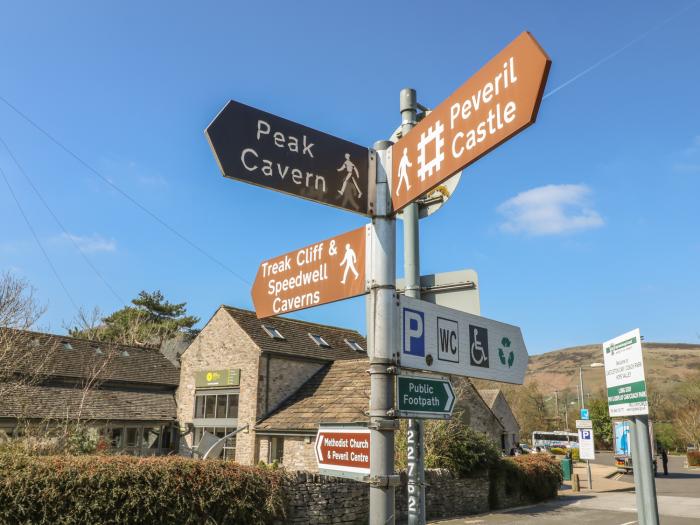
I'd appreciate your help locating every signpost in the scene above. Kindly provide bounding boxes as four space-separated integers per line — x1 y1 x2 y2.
603 329 658 525
207 30 551 525
603 329 649 417
399 295 528 384
390 32 551 212
580 408 590 420
315 425 371 480
577 421 596 489
396 375 455 419
251 225 370 318
206 100 372 215
578 426 595 461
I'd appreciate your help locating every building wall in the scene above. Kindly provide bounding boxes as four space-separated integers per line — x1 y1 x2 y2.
281 435 318 471
176 308 262 464
260 356 324 417
491 393 520 450
454 380 505 447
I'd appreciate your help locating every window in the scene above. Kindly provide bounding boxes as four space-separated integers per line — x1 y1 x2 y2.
142 428 160 449
192 426 237 460
62 341 73 350
194 391 239 422
126 428 139 448
344 339 364 352
216 395 227 418
226 394 239 419
270 437 284 463
309 333 331 348
262 324 285 340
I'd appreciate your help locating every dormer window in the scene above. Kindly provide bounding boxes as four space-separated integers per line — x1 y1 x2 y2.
344 339 364 352
262 324 285 340
62 341 73 350
309 334 331 348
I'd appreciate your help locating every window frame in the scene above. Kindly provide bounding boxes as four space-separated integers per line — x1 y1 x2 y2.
309 333 331 348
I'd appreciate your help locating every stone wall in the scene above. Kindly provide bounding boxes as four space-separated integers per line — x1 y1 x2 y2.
281 470 490 524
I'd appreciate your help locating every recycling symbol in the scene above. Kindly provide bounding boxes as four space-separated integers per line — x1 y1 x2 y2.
498 337 514 368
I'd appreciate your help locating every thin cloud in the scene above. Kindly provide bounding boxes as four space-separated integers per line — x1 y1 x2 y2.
497 184 604 236
56 233 117 253
672 135 700 173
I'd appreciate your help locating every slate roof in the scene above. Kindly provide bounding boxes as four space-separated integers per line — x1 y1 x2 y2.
477 389 500 409
223 306 367 362
0 382 176 421
256 358 369 432
1 328 180 387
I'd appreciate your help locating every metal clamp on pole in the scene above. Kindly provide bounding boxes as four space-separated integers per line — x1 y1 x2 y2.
368 418 400 430
369 475 402 488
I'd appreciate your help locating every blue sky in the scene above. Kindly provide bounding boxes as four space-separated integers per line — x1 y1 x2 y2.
1 1 699 354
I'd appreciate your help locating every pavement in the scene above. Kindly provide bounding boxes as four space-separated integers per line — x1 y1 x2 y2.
430 451 700 525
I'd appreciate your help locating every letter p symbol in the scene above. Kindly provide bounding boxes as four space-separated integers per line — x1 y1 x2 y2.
403 308 424 357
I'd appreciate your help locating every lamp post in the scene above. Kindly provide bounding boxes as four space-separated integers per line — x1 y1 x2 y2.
579 362 605 410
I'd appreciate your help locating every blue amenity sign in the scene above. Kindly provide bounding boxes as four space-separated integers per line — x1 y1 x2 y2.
580 408 589 420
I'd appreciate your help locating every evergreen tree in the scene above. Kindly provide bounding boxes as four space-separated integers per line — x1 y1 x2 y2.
69 290 199 347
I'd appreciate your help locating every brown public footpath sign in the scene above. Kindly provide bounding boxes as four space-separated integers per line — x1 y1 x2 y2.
390 32 551 212
251 225 369 319
206 100 371 216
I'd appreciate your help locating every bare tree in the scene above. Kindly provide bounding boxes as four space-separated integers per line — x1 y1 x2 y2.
0 272 56 400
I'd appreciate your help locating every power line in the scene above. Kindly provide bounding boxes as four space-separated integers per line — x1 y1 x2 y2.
0 94 250 287
544 1 699 99
0 163 80 312
0 134 126 305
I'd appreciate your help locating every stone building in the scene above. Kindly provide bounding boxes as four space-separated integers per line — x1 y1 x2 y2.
478 389 520 452
176 306 367 464
0 328 179 455
177 306 520 470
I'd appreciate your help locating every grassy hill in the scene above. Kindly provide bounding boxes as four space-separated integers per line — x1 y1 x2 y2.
525 342 700 396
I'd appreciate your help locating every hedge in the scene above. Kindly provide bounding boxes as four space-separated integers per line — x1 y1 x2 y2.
490 454 562 507
689 450 700 467
0 454 285 524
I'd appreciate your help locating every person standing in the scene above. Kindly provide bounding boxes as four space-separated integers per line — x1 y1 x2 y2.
661 446 669 476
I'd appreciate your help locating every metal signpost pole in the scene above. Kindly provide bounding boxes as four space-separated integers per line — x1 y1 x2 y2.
634 415 660 525
579 371 592 489
368 140 397 525
400 87 426 525
630 417 647 524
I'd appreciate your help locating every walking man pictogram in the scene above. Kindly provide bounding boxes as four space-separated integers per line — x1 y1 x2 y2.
396 147 412 196
339 243 359 284
337 154 362 199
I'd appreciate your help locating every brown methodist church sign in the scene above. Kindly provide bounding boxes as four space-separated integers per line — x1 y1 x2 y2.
206 100 371 215
251 226 369 318
390 32 551 212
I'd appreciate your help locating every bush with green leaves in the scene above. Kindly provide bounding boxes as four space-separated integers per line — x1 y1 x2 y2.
570 447 580 462
395 416 501 477
0 454 285 524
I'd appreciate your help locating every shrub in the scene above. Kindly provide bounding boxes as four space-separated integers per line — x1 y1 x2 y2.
490 454 562 507
688 450 700 467
0 453 285 524
395 416 500 477
549 447 566 455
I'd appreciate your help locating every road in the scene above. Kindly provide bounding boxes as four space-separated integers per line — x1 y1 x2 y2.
593 451 700 499
432 451 700 525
